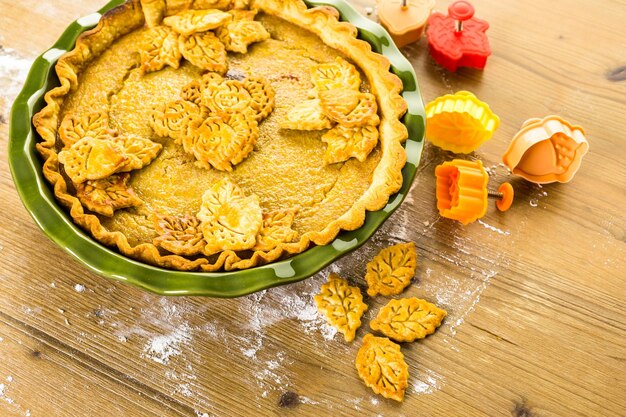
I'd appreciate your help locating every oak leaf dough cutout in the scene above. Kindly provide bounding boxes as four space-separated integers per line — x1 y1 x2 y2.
370 298 447 343
75 173 142 217
355 334 409 402
314 273 368 342
365 242 417 297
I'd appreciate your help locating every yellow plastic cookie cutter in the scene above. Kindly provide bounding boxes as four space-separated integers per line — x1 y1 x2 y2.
425 91 500 153
502 115 589 184
435 159 513 225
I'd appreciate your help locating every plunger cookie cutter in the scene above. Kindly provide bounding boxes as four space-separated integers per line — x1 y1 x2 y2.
435 159 513 225
426 1 491 72
502 116 589 184
378 0 435 48
425 91 499 153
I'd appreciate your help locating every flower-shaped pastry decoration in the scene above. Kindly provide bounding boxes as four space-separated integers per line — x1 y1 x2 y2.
355 334 409 402
314 273 368 342
197 179 263 254
502 116 589 184
149 99 203 144
370 298 447 343
426 1 491 72
425 90 499 153
75 173 142 217
435 158 488 225
378 0 435 48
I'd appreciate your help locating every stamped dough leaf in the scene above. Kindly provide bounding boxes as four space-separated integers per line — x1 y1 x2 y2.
319 88 379 128
365 242 417 297
58 111 111 148
370 298 447 342
58 138 128 184
309 57 361 97
179 31 227 73
153 213 208 256
197 179 263 253
281 99 333 130
140 0 166 27
253 208 299 251
163 9 231 36
242 76 275 121
75 173 142 217
314 273 368 342
321 124 379 164
112 136 163 171
217 20 270 54
355 334 408 402
139 25 182 73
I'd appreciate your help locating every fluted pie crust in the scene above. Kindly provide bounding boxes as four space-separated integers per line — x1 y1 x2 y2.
33 0 408 271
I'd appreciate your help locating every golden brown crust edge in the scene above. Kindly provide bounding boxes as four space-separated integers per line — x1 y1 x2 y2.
32 0 408 272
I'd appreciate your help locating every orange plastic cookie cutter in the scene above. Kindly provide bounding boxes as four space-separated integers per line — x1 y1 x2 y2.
435 159 513 225
502 115 589 184
425 91 499 153
378 0 435 48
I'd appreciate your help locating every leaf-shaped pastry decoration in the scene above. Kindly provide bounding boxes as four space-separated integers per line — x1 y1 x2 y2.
197 179 263 253
365 242 417 297
58 138 128 184
319 88 379 128
321 124 379 164
281 99 333 130
217 20 270 54
370 298 447 343
153 213 208 256
58 111 111 148
179 31 227 73
163 9 231 36
149 99 201 143
314 273 368 342
243 76 275 121
184 113 258 171
140 0 166 27
253 208 299 251
355 334 408 402
165 0 193 15
112 136 163 171
75 173 142 217
309 57 361 97
139 25 182 74
192 0 233 9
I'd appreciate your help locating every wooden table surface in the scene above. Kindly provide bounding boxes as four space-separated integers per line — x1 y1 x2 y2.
1 0 625 416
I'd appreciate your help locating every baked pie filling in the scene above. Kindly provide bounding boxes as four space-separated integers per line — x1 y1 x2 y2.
34 0 408 271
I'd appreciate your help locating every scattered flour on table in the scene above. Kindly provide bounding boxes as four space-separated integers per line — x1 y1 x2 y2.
142 321 191 365
478 220 510 236
74 284 85 293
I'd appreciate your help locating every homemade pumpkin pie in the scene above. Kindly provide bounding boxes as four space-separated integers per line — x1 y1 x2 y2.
33 0 408 271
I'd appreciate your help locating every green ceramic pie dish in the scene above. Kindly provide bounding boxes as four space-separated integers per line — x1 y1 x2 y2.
8 0 425 297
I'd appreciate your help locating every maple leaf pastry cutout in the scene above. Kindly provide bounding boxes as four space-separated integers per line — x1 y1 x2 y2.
308 57 361 98
58 111 112 149
370 298 447 343
253 208 299 252
216 9 270 54
355 334 409 402
314 272 368 342
138 25 182 74
365 242 417 297
321 124 379 164
163 9 232 36
75 173 142 217
197 179 263 253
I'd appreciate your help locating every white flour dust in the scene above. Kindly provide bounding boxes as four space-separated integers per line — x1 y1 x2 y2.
73 284 86 293
142 322 192 365
478 220 510 236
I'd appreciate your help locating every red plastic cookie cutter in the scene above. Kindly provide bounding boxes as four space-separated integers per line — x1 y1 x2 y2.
426 1 491 72
378 0 435 48
435 159 513 225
